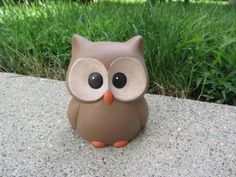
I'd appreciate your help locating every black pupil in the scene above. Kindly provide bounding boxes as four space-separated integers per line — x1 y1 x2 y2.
112 72 127 89
88 72 103 89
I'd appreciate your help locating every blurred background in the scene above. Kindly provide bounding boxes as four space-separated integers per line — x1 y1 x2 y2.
0 0 235 105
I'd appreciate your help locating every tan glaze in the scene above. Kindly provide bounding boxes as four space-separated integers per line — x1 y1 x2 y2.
66 34 149 148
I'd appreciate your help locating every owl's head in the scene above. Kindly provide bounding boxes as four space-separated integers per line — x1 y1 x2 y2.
66 35 149 105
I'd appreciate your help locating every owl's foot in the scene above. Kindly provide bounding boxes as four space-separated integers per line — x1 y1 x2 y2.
90 141 106 148
113 140 128 148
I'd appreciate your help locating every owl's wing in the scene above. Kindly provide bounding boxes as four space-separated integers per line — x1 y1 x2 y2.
67 97 80 130
136 97 149 128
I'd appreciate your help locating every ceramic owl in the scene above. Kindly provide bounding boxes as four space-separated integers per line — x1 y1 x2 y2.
66 34 149 148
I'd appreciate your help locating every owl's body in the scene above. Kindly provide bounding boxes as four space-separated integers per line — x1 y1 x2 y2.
66 35 149 148
69 97 148 145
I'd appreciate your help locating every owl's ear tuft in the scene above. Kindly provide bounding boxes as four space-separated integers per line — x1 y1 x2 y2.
126 35 144 57
71 34 90 59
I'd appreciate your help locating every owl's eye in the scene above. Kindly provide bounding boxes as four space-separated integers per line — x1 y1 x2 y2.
88 72 103 89
112 72 127 89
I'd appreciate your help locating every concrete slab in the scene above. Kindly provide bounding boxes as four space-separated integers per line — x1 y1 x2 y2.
0 72 236 177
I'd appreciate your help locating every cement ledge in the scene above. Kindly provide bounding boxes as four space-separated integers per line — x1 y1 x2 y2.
0 72 236 177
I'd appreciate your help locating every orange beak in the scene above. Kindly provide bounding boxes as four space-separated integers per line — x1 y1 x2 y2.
103 90 114 105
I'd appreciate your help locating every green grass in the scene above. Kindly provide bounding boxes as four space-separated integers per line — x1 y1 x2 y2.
0 1 236 105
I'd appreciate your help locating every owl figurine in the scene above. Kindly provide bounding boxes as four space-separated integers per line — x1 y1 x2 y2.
66 34 149 148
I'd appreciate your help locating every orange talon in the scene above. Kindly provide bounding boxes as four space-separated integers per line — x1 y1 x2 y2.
113 140 128 148
91 141 106 148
